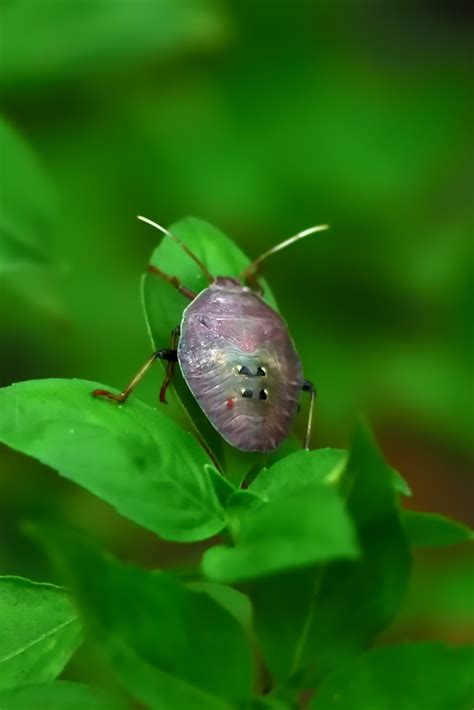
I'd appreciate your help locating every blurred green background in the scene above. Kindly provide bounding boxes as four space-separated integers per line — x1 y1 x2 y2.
1 0 473 647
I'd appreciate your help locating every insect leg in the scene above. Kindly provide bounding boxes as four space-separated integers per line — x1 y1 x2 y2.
302 380 317 449
147 265 197 300
92 348 178 404
159 326 180 404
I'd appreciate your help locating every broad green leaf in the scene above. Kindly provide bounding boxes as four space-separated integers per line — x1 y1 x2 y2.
202 484 359 583
249 448 347 501
311 642 474 710
0 576 81 690
249 423 411 685
0 1 227 89
30 525 252 707
0 117 55 272
141 216 278 476
0 379 225 542
402 510 474 548
0 681 124 710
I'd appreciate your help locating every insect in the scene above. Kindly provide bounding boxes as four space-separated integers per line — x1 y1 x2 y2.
93 216 328 452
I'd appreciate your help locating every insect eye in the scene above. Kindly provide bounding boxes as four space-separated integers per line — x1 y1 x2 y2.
259 389 268 400
256 366 266 376
238 366 252 376
241 388 253 398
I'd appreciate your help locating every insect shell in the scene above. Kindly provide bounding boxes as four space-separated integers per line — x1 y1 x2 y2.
178 276 303 453
93 217 328 453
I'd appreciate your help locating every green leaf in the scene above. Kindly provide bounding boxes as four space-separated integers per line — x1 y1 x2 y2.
202 483 359 583
30 525 252 708
0 681 124 710
245 568 319 686
96 642 232 710
0 379 225 542
249 448 411 503
402 510 473 548
300 424 411 681
187 582 253 636
0 576 81 690
0 1 227 89
0 117 55 272
141 216 277 475
311 642 474 710
249 423 411 685
249 448 347 501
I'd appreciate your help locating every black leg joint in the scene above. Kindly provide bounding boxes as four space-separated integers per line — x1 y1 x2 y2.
302 380 316 395
154 349 178 362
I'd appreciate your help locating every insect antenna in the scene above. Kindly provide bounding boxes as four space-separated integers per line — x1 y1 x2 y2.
240 224 329 283
137 215 214 284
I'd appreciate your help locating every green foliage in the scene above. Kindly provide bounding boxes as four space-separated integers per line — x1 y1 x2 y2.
311 643 474 710
0 379 224 542
29 524 252 708
0 682 124 710
0 577 80 690
202 484 358 583
248 448 347 501
1 216 472 706
1 0 472 703
0 117 55 273
247 424 412 686
403 511 474 548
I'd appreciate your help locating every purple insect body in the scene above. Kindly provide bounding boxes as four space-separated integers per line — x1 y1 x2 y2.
93 217 328 454
178 277 302 452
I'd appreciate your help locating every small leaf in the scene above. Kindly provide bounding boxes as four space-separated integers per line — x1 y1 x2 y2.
0 576 80 690
249 448 347 501
402 510 473 548
311 642 474 710
30 525 252 707
0 117 55 272
391 467 412 496
141 216 277 475
0 379 225 542
202 484 359 583
0 681 124 710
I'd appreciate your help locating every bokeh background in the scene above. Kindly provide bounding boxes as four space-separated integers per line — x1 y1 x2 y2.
1 0 473 653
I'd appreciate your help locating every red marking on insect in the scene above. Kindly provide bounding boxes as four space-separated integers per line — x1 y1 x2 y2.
226 398 235 410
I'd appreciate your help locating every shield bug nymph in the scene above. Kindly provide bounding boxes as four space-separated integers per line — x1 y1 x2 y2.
93 216 328 452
